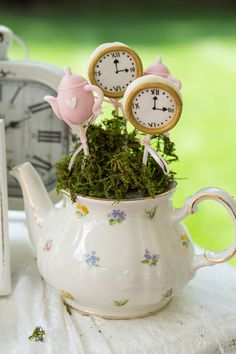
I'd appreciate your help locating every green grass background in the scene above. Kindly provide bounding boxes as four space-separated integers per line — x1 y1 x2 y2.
1 10 236 265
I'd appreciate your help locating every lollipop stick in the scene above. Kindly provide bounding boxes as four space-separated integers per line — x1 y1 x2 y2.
140 134 170 175
110 98 119 116
142 134 152 165
114 98 119 116
68 125 89 171
78 125 89 156
68 144 83 171
119 102 126 119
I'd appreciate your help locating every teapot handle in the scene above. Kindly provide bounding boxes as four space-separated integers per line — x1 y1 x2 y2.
172 187 236 271
84 84 104 120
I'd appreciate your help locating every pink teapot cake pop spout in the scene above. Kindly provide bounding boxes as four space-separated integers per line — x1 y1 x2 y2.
144 56 182 89
44 96 62 119
44 67 104 128
85 85 104 116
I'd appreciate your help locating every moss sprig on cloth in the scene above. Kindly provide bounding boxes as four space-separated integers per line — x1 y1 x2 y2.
28 326 46 342
55 111 178 202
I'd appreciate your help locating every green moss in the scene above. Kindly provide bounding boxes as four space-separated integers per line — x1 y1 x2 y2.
55 111 178 202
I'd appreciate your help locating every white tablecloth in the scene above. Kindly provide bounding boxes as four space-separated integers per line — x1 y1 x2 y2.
1 212 236 354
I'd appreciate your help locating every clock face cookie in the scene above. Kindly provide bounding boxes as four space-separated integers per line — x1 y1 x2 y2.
124 77 182 135
88 44 143 98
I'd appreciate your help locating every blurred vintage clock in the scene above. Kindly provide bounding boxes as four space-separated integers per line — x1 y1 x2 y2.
88 42 143 98
0 25 70 209
124 74 182 135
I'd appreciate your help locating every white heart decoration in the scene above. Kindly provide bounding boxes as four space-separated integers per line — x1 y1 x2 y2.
66 97 77 109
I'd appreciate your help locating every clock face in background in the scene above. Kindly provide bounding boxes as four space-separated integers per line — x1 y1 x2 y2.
0 79 69 198
125 83 182 135
88 46 143 98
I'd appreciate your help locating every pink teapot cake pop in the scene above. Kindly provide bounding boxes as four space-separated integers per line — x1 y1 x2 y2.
44 67 104 130
144 56 182 90
45 67 104 165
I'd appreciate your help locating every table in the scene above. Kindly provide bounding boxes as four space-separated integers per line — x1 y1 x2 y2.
0 212 236 354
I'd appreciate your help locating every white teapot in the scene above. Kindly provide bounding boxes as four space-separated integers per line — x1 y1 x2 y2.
11 162 236 319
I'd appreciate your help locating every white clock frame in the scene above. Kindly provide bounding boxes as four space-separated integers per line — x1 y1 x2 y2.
0 60 65 210
0 120 11 295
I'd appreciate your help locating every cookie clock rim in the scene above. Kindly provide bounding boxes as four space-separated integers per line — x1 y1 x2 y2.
88 45 143 98
124 81 182 135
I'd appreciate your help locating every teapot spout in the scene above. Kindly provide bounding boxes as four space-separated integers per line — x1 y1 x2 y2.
11 162 53 251
44 95 62 119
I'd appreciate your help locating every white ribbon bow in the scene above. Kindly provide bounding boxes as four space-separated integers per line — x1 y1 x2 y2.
140 136 170 175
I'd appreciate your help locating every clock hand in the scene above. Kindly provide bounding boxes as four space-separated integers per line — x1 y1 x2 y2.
152 98 168 112
113 59 129 74
114 59 119 73
5 115 32 130
5 101 51 130
152 96 158 110
116 69 129 73
9 83 27 104
156 107 168 111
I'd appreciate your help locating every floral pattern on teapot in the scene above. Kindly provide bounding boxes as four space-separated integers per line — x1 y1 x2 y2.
160 288 174 304
75 203 89 218
61 290 75 300
84 251 100 267
141 249 160 266
108 209 126 225
180 234 190 248
113 299 129 307
145 206 157 220
43 239 53 252
164 288 174 299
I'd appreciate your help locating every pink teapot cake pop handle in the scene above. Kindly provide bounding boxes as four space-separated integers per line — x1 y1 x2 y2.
68 86 103 170
84 84 104 121
171 187 236 270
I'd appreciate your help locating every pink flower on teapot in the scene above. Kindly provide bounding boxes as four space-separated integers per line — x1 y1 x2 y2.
44 67 104 131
